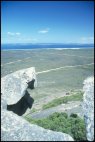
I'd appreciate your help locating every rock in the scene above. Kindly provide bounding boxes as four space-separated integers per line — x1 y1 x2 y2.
1 94 7 110
1 67 74 141
28 79 36 89
1 67 37 116
1 109 74 141
1 67 37 105
82 76 94 141
1 67 36 116
7 90 34 116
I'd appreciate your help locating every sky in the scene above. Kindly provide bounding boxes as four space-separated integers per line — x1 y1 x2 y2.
1 1 94 44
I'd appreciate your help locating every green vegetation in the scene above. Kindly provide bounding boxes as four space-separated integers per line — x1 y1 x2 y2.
70 113 78 118
42 91 83 109
25 112 87 141
30 108 38 113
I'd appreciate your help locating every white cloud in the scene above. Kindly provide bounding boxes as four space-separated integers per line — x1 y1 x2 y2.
38 28 50 34
16 32 21 35
3 32 38 43
7 32 15 36
7 32 21 36
38 30 48 33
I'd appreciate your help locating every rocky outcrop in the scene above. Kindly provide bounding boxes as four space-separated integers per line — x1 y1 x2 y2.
7 90 34 116
82 76 94 141
1 67 37 105
1 109 74 141
1 67 36 116
1 67 74 141
1 69 94 141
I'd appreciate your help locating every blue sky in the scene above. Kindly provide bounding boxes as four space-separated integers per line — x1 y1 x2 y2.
1 1 94 44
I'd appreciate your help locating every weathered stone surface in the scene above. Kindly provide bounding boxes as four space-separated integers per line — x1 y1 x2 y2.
1 94 7 110
1 71 94 141
1 109 74 141
7 90 34 116
1 67 74 141
82 76 94 141
1 67 37 105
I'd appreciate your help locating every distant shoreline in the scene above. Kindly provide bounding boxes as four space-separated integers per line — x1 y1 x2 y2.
1 43 94 51
1 47 94 51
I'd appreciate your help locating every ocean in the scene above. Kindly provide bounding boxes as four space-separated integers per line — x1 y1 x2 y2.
1 43 94 50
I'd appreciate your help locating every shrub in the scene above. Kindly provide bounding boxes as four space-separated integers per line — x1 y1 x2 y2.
71 118 86 140
70 113 78 118
25 112 87 141
42 91 83 110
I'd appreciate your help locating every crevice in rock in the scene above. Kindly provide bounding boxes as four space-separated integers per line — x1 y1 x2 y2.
7 90 34 116
27 79 35 89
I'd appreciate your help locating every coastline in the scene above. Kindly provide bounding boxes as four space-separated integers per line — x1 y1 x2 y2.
1 47 94 51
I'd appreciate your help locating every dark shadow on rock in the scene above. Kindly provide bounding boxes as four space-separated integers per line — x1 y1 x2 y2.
7 90 34 116
28 79 35 89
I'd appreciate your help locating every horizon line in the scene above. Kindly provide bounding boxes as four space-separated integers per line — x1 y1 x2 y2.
1 43 94 45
